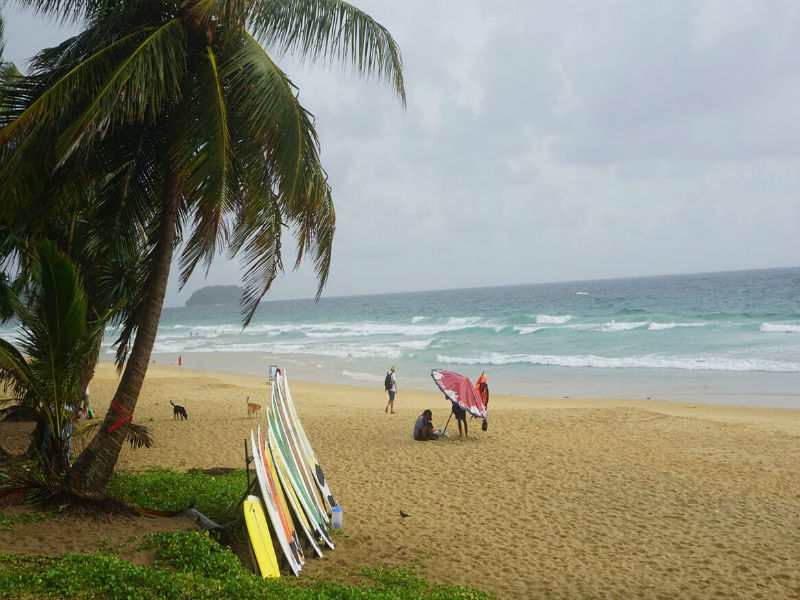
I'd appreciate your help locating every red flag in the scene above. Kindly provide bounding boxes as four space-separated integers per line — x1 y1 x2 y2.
178 355 182 366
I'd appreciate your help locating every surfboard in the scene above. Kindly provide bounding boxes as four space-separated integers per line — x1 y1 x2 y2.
273 376 328 522
243 495 280 578
266 432 324 558
250 429 303 576
257 426 305 563
278 371 338 512
267 396 334 550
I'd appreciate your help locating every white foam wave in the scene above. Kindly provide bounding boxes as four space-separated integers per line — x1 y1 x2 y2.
761 323 800 334
149 338 407 361
648 322 706 330
220 316 487 339
536 314 572 324
601 321 649 332
436 352 800 373
513 326 544 335
341 370 382 383
397 340 432 350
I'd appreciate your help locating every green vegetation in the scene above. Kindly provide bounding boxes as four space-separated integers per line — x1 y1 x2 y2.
0 508 52 531
0 542 494 599
0 468 494 600
0 241 113 476
109 467 248 523
185 285 244 306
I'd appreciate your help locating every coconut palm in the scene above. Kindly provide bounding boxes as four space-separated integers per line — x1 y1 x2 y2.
0 0 404 497
0 241 102 473
0 175 148 399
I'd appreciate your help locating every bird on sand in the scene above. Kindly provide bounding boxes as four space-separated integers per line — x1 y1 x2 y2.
399 510 411 519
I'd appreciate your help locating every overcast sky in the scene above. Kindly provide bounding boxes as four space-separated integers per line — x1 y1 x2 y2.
3 1 799 307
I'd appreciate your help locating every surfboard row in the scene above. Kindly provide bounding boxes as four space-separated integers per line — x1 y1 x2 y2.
244 371 338 578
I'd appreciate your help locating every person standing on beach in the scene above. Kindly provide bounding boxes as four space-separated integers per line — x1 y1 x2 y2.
475 372 489 410
385 365 397 414
451 403 468 438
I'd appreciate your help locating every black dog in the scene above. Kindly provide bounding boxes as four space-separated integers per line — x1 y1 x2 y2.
170 400 188 420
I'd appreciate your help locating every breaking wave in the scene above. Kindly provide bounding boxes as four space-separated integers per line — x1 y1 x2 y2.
436 352 800 373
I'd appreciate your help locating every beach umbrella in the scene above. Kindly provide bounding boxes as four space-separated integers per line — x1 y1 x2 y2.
430 369 488 421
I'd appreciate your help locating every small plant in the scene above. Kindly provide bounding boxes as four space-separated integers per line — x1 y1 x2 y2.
142 531 246 580
0 508 53 530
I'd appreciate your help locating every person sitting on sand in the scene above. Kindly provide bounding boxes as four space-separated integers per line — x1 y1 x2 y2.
413 409 436 441
451 403 468 438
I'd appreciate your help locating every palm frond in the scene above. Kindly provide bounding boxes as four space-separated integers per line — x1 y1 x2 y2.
222 34 306 201
0 466 61 506
189 0 249 41
77 421 153 449
229 176 284 326
0 338 39 403
175 45 235 287
0 27 153 146
54 19 188 161
0 61 22 110
10 0 149 26
249 0 405 106
219 34 336 320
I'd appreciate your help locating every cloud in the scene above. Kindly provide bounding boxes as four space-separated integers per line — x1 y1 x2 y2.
2 1 798 307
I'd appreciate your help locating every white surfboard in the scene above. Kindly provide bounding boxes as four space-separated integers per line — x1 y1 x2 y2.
278 372 338 513
250 428 303 576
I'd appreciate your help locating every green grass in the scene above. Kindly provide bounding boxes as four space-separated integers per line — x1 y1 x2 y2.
108 467 249 523
0 509 53 531
0 468 496 600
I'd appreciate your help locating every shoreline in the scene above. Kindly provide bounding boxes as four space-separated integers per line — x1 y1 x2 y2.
4 362 798 599
134 351 800 410
138 361 800 429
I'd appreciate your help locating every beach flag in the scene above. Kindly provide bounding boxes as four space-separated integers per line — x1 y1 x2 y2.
178 355 182 366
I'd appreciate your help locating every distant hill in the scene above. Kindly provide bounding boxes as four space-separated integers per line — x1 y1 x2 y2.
185 285 242 306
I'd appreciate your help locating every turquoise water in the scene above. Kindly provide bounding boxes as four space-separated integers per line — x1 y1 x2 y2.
139 267 800 408
5 267 796 407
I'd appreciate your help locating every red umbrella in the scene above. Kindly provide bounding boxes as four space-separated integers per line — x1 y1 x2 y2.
430 369 488 420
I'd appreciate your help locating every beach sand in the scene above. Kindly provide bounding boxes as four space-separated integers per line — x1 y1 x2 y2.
2 362 799 599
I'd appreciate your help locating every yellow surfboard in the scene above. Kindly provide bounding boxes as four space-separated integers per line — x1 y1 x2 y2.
243 495 280 578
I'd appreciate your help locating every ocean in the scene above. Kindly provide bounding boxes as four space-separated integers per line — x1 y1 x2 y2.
127 267 799 409
4 267 796 408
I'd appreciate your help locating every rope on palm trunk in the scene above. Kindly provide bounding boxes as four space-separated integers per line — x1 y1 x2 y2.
108 401 132 434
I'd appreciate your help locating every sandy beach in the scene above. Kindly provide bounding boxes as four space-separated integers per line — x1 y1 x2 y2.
2 362 799 599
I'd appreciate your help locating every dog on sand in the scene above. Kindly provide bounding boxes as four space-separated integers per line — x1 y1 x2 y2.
247 396 261 418
170 400 188 420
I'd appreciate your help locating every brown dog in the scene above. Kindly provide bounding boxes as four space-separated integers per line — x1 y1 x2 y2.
247 396 261 418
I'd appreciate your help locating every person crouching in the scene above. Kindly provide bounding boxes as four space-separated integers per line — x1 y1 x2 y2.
413 409 437 441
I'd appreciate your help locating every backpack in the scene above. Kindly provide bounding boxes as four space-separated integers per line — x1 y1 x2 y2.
384 371 393 391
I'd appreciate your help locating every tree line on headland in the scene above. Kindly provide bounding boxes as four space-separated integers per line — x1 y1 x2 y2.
186 285 243 307
0 1 404 504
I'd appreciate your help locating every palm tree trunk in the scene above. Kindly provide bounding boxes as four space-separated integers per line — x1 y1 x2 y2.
63 173 183 498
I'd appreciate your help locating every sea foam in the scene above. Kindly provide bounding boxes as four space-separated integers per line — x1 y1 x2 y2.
436 352 800 373
761 323 800 334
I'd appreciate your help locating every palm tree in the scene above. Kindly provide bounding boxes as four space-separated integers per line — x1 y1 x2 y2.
0 0 404 498
0 175 148 400
0 241 102 474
